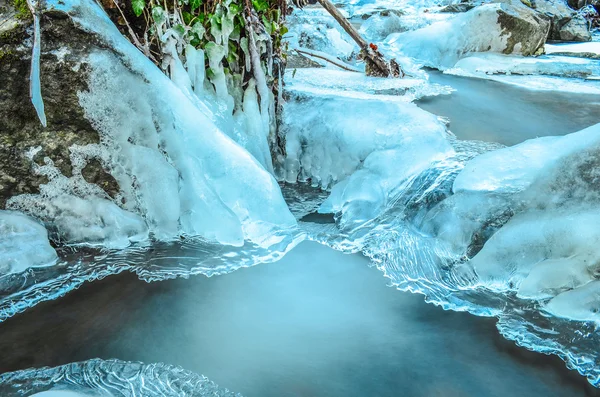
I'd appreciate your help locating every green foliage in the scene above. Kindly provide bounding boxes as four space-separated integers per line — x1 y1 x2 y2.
132 0 146 16
13 0 31 20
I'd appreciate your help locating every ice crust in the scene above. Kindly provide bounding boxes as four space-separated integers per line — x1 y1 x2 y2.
0 359 242 396
0 210 58 275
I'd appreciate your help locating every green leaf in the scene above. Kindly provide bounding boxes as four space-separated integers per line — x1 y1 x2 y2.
182 11 193 25
262 15 271 34
132 0 146 17
190 0 203 11
280 25 288 35
191 20 205 39
252 0 268 12
229 3 240 14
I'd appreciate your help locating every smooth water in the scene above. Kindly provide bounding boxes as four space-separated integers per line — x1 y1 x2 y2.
0 242 597 397
418 70 600 145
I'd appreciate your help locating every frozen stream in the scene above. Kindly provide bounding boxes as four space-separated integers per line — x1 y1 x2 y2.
1 242 598 397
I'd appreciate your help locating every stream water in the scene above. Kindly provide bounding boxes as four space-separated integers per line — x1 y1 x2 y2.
2 73 600 396
1 242 599 397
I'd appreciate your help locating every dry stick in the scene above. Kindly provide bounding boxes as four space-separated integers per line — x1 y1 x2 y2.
110 0 152 59
294 48 361 72
314 0 403 77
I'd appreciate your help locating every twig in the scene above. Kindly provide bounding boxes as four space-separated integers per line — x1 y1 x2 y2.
293 47 361 72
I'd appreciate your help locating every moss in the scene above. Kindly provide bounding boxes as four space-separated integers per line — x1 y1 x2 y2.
13 0 32 20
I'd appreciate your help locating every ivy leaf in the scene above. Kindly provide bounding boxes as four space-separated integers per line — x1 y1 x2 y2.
132 0 145 17
190 0 203 11
152 6 166 23
191 21 206 39
252 0 268 12
182 10 193 25
173 23 186 36
229 3 240 14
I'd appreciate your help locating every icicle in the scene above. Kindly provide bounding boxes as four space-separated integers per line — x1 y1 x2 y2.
28 0 47 127
246 23 271 142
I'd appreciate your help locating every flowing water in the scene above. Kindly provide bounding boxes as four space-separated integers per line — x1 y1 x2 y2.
1 242 599 397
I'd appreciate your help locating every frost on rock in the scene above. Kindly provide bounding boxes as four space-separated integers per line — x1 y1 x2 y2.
12 0 296 248
0 210 58 275
385 3 548 69
0 358 242 397
279 68 452 190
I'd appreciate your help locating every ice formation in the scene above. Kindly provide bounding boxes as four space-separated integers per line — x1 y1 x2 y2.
0 210 58 275
11 0 296 248
286 8 358 60
279 68 452 189
0 359 242 396
26 0 47 127
447 53 600 79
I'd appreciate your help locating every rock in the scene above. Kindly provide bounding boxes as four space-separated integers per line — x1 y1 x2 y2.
495 3 551 55
0 2 119 209
439 3 478 12
559 15 592 40
359 10 407 40
532 0 592 41
567 0 599 10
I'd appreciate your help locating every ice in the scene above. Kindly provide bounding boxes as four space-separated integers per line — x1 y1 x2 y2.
28 2 47 127
32 391 110 397
0 358 242 396
447 53 600 79
468 209 600 293
12 0 296 248
285 8 358 61
545 280 600 323
385 5 512 69
0 210 58 275
280 69 452 189
320 137 454 225
545 42 600 57
454 123 600 195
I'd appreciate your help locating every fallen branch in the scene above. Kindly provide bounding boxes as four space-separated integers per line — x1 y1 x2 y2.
312 0 404 78
294 47 361 72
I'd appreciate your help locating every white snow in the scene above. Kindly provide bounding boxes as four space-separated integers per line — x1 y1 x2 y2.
0 210 58 275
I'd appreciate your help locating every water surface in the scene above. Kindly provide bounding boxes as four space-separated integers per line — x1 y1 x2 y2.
0 242 597 396
418 70 600 145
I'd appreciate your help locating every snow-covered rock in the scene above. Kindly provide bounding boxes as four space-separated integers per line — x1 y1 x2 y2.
385 3 549 69
0 210 58 275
